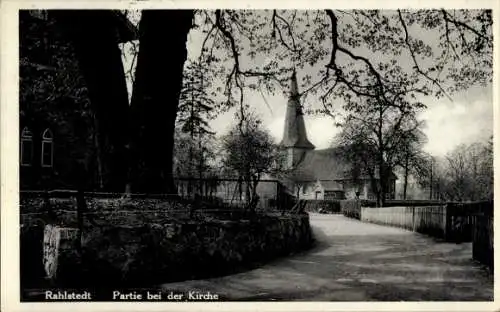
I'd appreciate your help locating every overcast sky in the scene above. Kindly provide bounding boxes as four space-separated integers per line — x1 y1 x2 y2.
121 10 493 158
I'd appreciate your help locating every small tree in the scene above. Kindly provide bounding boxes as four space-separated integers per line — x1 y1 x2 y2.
222 112 278 210
443 141 493 201
417 139 493 202
335 94 426 206
395 129 429 200
177 60 216 195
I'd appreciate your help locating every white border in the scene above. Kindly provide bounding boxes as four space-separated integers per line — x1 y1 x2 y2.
2 1 499 311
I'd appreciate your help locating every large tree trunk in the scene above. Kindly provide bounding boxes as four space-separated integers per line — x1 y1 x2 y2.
55 11 132 192
130 10 194 194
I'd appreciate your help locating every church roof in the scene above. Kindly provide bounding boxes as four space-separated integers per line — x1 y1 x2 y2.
279 70 315 149
287 147 398 182
291 147 351 182
319 180 344 191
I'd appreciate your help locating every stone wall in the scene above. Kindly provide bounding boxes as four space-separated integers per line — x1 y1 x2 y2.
22 199 313 287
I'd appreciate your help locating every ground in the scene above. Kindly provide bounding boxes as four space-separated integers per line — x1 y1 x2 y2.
160 213 493 301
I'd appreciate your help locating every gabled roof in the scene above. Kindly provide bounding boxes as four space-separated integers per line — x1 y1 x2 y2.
285 147 398 183
291 147 351 181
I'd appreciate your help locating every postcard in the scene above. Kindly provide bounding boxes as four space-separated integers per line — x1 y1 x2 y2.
1 1 498 311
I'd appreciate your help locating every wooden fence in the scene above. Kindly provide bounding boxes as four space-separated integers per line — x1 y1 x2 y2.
360 206 447 237
445 202 492 242
472 214 493 269
413 206 447 238
358 201 493 243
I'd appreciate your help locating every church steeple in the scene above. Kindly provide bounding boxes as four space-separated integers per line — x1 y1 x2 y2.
280 69 315 150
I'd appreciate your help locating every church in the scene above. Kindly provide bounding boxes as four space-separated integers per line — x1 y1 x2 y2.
277 70 397 200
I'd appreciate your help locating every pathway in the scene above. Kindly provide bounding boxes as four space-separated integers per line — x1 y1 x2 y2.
159 213 493 301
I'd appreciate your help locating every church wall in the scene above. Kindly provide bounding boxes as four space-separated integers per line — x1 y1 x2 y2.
294 181 323 200
286 147 312 169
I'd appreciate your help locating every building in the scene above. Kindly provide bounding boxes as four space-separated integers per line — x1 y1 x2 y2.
278 70 397 200
19 10 137 190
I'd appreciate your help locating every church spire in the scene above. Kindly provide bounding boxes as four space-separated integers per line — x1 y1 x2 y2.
290 68 299 97
280 69 315 150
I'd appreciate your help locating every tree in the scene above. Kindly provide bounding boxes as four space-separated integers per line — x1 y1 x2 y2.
417 140 493 202
126 10 195 194
395 128 429 200
55 9 492 194
20 11 110 190
173 129 217 197
442 141 493 201
221 111 278 210
177 60 216 194
334 93 426 206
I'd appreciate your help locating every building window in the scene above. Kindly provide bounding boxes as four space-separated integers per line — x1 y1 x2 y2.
41 129 53 167
21 127 33 166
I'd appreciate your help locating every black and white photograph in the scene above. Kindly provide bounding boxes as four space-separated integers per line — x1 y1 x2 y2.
1 1 497 310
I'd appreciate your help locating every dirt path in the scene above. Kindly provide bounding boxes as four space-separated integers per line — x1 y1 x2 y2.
159 213 493 301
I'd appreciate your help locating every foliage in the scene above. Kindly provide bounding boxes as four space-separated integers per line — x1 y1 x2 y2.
441 140 493 201
116 9 495 127
19 12 92 127
177 60 216 136
334 93 426 206
19 11 102 189
188 9 492 115
221 111 279 208
174 60 218 196
173 130 217 179
415 138 493 202
394 128 429 199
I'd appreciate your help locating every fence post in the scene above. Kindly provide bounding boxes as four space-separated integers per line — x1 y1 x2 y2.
43 189 57 222
443 203 450 241
411 206 415 231
76 189 86 252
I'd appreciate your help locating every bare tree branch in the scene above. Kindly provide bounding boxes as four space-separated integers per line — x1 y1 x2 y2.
441 9 492 43
325 9 394 104
397 10 452 101
272 10 301 55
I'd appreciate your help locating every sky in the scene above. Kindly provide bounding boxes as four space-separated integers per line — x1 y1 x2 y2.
209 80 493 157
121 10 493 158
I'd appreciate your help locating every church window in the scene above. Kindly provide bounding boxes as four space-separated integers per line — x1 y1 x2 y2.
41 129 54 167
21 127 33 166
